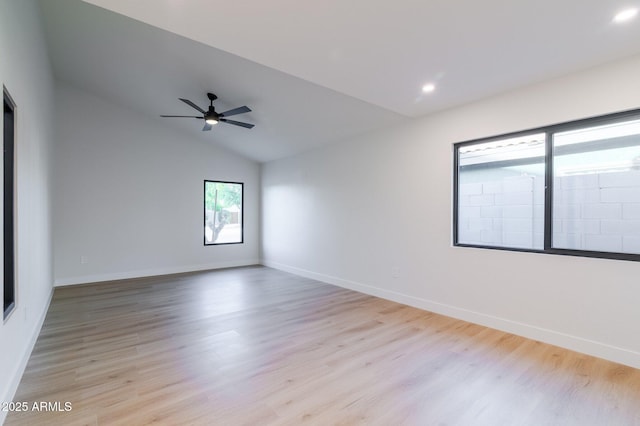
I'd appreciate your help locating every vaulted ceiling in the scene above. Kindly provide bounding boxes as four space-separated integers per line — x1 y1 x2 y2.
40 0 640 162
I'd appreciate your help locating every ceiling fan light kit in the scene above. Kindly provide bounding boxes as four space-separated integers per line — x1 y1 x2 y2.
160 92 254 130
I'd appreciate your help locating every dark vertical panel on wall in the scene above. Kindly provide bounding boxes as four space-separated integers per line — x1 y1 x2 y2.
3 89 16 320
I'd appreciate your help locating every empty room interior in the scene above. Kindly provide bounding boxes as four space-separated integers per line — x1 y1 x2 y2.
2 0 640 424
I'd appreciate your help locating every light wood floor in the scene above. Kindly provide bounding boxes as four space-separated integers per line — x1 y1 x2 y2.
6 266 640 425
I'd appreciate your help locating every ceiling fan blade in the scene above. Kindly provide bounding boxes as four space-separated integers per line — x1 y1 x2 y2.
220 118 255 129
219 106 251 118
179 98 206 114
160 115 203 118
202 123 212 131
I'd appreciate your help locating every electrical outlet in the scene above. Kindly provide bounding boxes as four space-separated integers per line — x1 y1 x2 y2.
391 266 400 278
80 255 88 264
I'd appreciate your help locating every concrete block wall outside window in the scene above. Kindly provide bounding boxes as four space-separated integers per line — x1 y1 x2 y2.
554 170 640 253
460 171 640 254
459 175 544 249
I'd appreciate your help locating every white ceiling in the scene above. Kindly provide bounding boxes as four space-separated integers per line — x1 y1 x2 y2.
40 0 640 162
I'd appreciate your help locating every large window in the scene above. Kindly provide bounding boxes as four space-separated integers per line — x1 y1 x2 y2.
454 109 640 261
204 180 243 245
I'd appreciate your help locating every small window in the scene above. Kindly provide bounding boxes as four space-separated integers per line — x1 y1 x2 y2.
454 109 640 261
204 180 243 245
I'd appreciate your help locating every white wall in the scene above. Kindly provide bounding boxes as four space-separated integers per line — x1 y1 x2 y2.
52 83 260 286
262 54 640 369
0 0 55 421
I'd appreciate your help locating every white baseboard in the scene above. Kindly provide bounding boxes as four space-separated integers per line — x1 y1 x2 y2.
262 260 640 370
54 259 262 287
0 287 54 425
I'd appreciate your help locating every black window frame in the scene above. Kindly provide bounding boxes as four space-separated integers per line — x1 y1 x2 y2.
203 180 244 246
453 108 640 262
3 86 16 321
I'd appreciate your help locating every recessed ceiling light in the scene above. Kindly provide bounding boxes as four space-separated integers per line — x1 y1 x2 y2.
613 8 638 23
422 83 436 93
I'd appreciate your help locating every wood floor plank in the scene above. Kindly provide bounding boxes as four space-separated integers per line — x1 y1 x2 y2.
6 266 640 425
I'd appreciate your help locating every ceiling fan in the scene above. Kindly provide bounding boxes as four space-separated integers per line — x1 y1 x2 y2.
161 93 254 130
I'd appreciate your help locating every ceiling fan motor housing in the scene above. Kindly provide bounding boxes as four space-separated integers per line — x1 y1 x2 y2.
206 106 219 122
